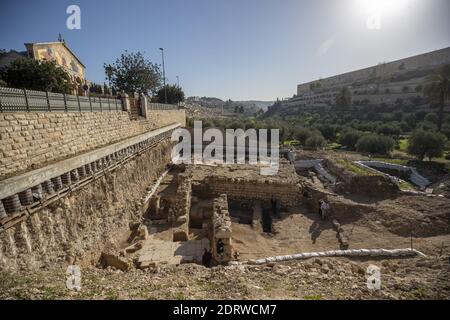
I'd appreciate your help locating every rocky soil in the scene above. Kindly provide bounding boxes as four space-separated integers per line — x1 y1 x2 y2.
1 256 448 300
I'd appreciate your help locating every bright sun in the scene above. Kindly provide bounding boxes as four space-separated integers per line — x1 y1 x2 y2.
357 0 411 30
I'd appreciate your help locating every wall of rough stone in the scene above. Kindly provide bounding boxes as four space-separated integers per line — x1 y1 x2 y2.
168 168 192 240
211 194 232 263
324 159 399 197
194 177 300 208
0 138 174 271
0 110 185 179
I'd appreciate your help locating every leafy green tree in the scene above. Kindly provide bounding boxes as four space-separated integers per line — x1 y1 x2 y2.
293 128 318 145
407 129 446 160
356 134 395 155
423 64 450 131
104 51 162 94
155 84 185 104
415 110 427 121
0 58 72 93
376 123 401 136
398 121 411 133
420 121 438 132
316 124 337 141
441 123 450 140
340 129 363 150
424 113 438 125
404 114 417 128
305 134 326 150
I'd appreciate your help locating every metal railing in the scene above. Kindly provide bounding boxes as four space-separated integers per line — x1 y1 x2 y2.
0 87 122 113
148 102 178 110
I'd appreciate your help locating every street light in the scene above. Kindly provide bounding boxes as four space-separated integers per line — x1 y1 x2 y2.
159 48 167 104
176 75 180 88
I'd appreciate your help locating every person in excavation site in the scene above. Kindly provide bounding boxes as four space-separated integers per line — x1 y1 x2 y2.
318 199 330 220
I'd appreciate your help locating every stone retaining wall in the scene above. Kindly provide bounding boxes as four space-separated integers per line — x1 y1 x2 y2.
0 110 185 179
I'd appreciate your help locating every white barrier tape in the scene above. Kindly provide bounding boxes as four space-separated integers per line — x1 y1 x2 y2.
245 248 426 265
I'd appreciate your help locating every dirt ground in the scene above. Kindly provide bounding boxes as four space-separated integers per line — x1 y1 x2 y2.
1 158 449 300
1 255 448 300
232 205 450 261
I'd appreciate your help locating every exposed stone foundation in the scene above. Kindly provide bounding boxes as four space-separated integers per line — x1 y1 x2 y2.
191 161 300 208
211 194 232 263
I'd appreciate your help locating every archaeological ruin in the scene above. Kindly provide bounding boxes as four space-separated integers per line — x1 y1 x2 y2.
0 88 448 302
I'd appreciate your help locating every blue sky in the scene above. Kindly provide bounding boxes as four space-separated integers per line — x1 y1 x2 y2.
0 0 449 100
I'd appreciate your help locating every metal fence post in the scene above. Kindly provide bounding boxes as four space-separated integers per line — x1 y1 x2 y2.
0 91 2 113
89 95 92 112
23 89 30 112
63 93 67 112
46 91 51 111
108 98 111 111
99 97 102 112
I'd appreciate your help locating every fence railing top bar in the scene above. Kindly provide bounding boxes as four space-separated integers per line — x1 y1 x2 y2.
0 86 122 113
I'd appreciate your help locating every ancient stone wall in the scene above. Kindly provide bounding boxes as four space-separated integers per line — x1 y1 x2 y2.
195 177 300 208
211 194 232 263
168 168 192 240
324 159 399 197
0 138 174 271
0 110 185 179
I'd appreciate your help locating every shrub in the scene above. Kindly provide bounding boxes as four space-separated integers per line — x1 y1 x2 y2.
392 111 403 122
356 134 395 155
340 129 364 150
415 110 427 121
305 134 326 150
420 121 438 132
441 123 450 140
399 121 411 133
293 128 319 145
316 124 337 141
407 129 447 160
404 114 417 128
424 113 438 125
376 123 401 136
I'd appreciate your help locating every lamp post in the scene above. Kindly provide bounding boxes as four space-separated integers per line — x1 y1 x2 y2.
159 48 167 104
176 75 180 88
